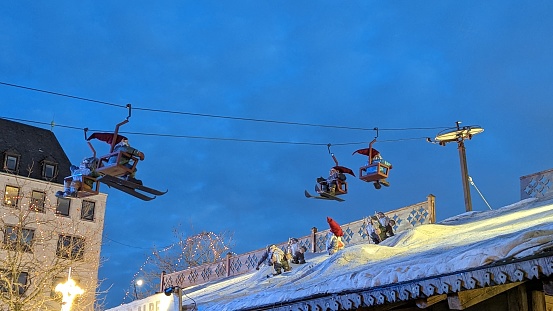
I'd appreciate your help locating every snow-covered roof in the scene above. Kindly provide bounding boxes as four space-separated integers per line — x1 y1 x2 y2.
180 196 553 310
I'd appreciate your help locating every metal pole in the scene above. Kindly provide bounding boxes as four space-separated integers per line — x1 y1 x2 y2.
160 271 166 293
177 287 183 311
457 140 473 212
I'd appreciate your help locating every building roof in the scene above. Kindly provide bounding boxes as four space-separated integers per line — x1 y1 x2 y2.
175 196 553 311
0 118 71 184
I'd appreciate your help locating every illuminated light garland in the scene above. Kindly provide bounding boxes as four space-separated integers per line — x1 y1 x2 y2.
0 182 102 311
121 231 230 303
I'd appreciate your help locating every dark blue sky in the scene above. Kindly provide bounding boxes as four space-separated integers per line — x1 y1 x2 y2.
2 1 553 308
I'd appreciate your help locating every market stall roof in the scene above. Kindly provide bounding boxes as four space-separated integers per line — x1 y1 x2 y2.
181 196 553 311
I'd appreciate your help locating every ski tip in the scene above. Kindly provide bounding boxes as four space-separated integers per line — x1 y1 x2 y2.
304 190 312 198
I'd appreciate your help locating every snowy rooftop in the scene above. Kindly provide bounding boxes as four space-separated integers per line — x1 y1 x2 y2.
180 196 553 310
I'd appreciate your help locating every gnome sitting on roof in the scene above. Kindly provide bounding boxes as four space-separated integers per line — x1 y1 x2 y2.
56 156 100 198
366 212 395 244
287 238 307 264
326 217 345 255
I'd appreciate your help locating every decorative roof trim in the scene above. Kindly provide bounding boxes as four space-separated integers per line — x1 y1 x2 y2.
233 252 553 311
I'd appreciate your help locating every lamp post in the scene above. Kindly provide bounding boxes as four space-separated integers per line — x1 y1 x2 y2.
432 121 484 212
133 279 143 300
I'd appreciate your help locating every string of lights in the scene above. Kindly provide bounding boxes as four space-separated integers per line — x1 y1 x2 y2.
121 231 228 303
122 244 177 303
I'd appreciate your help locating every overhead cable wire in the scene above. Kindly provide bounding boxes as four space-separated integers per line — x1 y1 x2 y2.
0 81 121 108
102 236 151 250
0 81 449 132
2 116 84 130
1 116 431 146
135 106 445 132
103 235 173 250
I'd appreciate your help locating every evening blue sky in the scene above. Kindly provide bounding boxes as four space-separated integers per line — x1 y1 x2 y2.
2 1 553 308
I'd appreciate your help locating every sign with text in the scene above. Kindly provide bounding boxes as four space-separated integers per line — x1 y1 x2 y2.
105 293 176 311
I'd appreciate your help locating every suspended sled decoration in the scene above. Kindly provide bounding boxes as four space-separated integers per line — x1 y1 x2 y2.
352 128 392 189
56 105 167 201
305 144 355 202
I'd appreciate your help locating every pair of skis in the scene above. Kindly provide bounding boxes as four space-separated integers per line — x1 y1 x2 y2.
304 190 345 202
97 174 167 201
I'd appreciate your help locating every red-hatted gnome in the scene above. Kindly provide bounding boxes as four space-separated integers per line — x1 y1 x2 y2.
326 217 345 255
108 138 145 184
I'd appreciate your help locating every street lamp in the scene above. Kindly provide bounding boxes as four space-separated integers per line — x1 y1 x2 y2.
431 121 484 212
133 279 143 300
55 267 84 311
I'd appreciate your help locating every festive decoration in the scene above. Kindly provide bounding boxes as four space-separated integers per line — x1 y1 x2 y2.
122 231 230 303
305 145 355 202
55 268 84 311
327 217 343 237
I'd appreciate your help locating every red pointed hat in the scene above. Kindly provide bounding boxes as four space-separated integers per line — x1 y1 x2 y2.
327 217 343 237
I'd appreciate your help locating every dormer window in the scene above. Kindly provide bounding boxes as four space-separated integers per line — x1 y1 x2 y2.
4 154 19 172
41 161 57 179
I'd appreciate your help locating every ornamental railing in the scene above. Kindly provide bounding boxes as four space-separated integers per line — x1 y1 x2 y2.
520 168 553 199
161 194 436 291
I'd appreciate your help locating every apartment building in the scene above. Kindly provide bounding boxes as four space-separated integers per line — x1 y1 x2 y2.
0 118 106 311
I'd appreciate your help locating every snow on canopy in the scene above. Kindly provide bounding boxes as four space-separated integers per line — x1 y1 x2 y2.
181 197 553 311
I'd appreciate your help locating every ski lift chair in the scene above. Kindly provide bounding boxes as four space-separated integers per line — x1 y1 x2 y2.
85 109 140 179
353 140 392 189
61 175 100 199
95 151 140 178
315 169 350 196
359 160 391 182
334 172 349 195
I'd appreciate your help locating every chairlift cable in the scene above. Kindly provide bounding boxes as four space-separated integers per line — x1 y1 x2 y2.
0 116 432 147
0 81 450 132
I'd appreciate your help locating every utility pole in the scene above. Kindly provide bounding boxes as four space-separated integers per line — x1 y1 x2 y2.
457 133 472 212
432 121 484 212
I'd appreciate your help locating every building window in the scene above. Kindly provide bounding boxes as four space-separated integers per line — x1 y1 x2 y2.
0 270 28 296
56 235 85 260
81 200 95 221
42 162 57 179
4 154 19 171
3 185 20 207
56 197 71 217
30 190 45 213
3 226 34 253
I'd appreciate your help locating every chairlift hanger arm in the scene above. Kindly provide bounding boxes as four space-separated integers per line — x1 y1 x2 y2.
83 128 96 157
327 144 339 166
109 104 132 152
